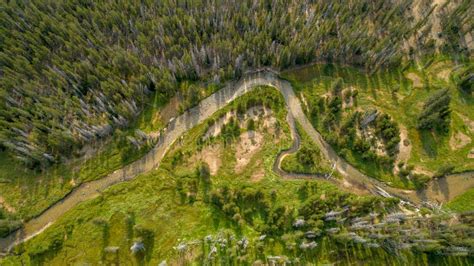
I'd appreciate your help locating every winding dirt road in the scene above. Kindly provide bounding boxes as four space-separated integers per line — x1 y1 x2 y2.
1 70 473 255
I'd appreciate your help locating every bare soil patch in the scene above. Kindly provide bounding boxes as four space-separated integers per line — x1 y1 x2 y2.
0 196 16 213
469 148 474 159
437 69 451 81
430 0 445 46
406 73 423 88
262 116 278 135
429 61 453 82
250 164 265 182
449 131 471 150
193 144 222 175
457 113 474 133
160 95 180 125
339 178 371 196
395 125 412 173
235 131 264 173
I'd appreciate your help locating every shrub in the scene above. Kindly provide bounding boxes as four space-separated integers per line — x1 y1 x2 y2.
458 72 473 94
433 165 455 178
417 89 451 133
375 113 400 156
296 146 317 166
247 119 256 131
198 162 211 181
412 174 431 189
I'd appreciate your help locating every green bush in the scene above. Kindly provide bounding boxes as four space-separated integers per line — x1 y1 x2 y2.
375 113 400 156
247 119 256 131
433 165 455 178
417 89 451 133
412 174 431 189
296 146 317 166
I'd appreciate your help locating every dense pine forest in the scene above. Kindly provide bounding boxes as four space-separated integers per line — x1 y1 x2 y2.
1 0 472 167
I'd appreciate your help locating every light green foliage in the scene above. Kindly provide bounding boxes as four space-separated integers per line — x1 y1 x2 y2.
447 188 474 212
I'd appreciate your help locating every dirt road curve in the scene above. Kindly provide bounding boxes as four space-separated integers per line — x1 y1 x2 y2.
1 70 473 254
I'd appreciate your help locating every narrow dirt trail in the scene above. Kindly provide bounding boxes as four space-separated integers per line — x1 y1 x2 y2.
1 70 473 254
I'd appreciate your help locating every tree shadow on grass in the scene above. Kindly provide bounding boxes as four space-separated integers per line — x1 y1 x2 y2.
419 130 438 158
134 225 155 264
209 206 243 236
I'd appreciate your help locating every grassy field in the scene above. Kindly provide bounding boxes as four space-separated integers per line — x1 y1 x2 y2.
2 168 377 265
280 59 474 189
446 188 474 213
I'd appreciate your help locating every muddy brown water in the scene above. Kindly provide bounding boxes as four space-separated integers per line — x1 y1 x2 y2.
1 70 473 254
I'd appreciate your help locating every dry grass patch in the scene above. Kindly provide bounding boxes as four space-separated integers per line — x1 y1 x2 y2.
457 113 474 133
0 196 16 213
394 125 412 173
191 144 222 175
159 95 181 124
449 131 471 150
406 72 423 88
250 164 265 182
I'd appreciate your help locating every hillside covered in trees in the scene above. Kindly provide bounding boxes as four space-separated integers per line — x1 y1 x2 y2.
1 0 472 167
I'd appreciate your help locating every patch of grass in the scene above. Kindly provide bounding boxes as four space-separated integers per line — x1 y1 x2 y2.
446 188 474 213
133 90 169 133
